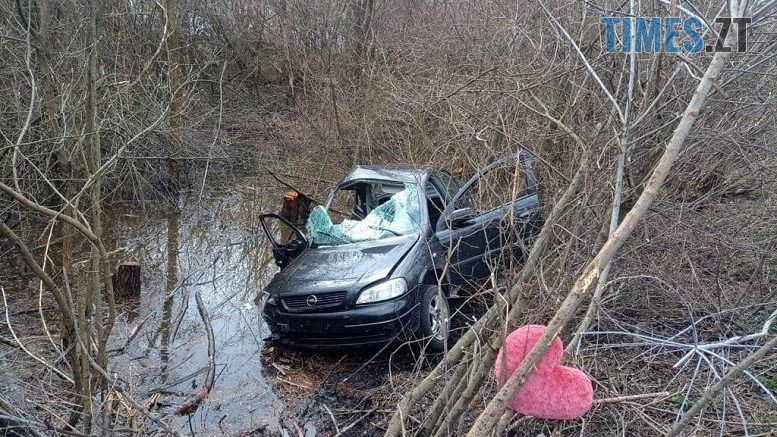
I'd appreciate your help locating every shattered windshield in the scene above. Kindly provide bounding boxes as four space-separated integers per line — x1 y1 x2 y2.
307 182 422 246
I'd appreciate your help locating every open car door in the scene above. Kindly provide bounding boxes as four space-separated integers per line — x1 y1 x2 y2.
434 150 542 287
259 213 308 269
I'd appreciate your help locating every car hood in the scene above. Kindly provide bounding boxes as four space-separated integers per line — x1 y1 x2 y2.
267 234 418 296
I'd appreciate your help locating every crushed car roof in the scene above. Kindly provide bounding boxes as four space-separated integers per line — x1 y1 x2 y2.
342 165 431 184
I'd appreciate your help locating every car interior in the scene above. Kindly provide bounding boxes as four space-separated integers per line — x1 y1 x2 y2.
330 179 451 232
426 185 447 229
333 182 405 220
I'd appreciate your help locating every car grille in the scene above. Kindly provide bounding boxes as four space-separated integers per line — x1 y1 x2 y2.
282 291 347 312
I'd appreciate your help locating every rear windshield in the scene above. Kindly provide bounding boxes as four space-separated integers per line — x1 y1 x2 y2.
307 182 421 246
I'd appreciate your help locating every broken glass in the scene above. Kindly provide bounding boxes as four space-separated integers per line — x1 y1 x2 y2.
307 183 421 246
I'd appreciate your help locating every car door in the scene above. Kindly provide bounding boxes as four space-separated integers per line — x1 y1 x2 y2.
434 151 541 286
259 214 308 268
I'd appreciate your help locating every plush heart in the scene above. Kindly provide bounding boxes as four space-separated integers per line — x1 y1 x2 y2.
493 325 593 420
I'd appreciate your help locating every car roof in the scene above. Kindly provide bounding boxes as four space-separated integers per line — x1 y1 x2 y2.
341 165 432 184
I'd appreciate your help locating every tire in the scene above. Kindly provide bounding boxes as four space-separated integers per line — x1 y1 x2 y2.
417 285 450 353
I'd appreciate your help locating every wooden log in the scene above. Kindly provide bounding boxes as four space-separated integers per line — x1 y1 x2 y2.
113 262 141 299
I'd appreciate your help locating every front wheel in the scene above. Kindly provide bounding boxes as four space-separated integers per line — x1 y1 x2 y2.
417 285 450 353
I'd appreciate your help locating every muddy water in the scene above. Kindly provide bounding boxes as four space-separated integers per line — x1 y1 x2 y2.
107 180 285 434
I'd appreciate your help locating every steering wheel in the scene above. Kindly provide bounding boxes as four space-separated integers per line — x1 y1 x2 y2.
285 235 306 252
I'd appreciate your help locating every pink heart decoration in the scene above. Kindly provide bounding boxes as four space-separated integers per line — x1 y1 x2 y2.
493 324 594 420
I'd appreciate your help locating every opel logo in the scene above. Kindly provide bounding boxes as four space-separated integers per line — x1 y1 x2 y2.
306 295 318 307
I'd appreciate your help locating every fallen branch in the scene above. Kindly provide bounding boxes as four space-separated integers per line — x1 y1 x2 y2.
673 307 777 368
334 408 376 437
667 336 777 437
582 323 777 402
146 367 208 396
175 290 215 416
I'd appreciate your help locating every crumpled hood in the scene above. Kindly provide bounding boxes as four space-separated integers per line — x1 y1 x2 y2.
268 234 418 296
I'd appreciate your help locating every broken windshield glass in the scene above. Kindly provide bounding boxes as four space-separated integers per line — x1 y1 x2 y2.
307 183 421 246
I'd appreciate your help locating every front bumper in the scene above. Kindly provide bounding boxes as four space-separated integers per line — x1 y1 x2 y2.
262 295 420 349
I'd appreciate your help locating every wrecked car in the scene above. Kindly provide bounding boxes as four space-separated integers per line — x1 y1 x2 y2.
259 151 542 352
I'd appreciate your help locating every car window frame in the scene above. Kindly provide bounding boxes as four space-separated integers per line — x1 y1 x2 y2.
445 150 536 215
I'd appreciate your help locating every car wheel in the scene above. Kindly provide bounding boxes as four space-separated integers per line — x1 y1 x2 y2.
418 285 450 353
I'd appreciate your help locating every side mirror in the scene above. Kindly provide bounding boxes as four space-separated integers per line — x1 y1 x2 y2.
441 207 477 230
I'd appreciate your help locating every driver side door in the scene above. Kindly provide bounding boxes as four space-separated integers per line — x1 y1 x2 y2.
434 151 541 286
259 213 308 269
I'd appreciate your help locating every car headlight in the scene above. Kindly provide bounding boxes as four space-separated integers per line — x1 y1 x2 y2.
356 278 408 305
265 295 276 306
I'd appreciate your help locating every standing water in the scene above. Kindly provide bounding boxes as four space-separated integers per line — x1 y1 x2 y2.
107 179 284 434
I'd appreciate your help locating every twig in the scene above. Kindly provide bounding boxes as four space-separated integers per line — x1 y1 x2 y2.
582 326 777 403
323 404 340 434
147 367 208 395
267 169 320 205
594 391 672 404
276 377 311 390
667 336 777 437
37 223 60 354
198 61 227 201
674 308 777 368
271 362 287 376
334 408 376 437
175 290 216 416
109 313 152 355
536 0 624 122
1 286 73 382
432 66 497 105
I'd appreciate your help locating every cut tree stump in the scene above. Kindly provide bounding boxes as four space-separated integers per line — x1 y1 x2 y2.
278 191 311 243
114 262 141 299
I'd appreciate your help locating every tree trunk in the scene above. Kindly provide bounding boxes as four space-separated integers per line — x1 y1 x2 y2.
166 0 182 186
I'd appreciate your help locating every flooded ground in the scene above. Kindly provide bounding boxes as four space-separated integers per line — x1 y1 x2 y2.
104 178 425 435
107 178 285 434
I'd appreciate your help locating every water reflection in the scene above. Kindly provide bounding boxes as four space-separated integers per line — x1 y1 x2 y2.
159 213 178 386
108 181 283 433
